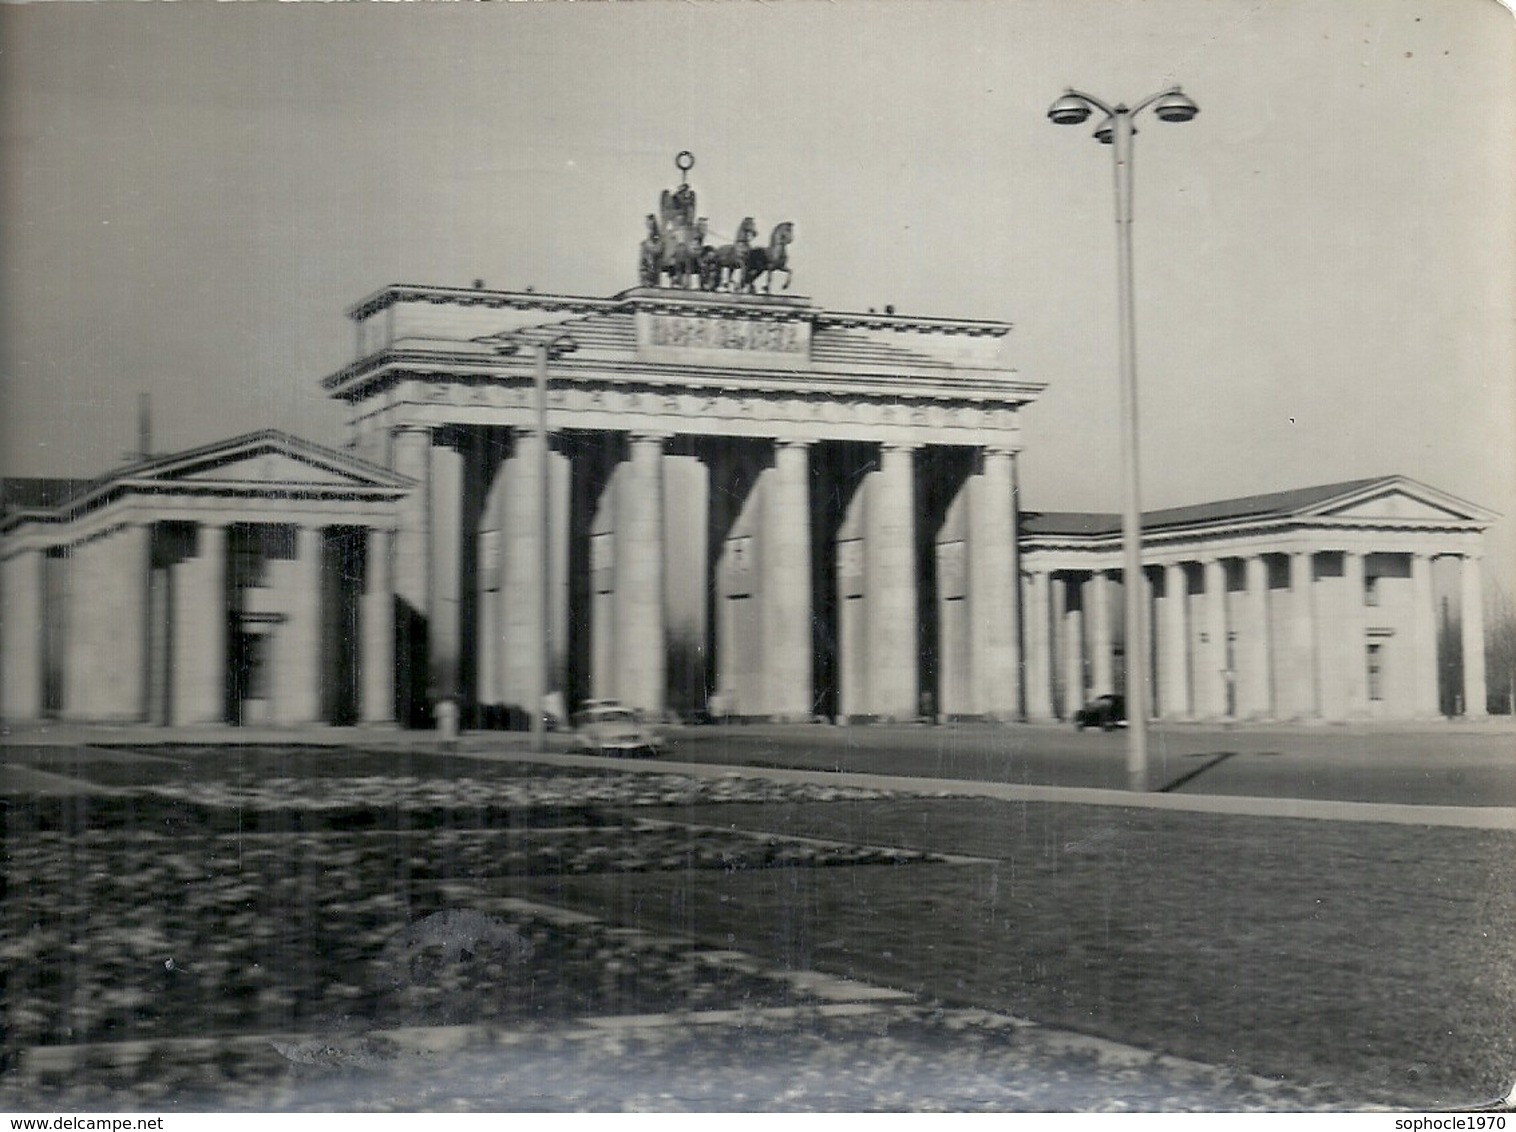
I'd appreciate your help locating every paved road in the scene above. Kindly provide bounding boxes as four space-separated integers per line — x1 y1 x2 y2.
4 718 1513 807
652 721 1516 807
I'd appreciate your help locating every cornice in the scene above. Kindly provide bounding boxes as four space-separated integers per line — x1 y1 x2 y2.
344 283 1013 340
1019 514 1490 555
2 479 412 538
346 285 619 324
325 348 1040 404
816 310 1011 338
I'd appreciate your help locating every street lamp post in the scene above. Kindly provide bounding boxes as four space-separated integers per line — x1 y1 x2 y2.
1047 86 1199 792
476 328 578 753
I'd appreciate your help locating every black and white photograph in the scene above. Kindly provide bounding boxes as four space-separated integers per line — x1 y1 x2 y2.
2 0 1513 1114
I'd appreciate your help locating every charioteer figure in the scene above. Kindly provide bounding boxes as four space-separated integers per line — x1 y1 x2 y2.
636 152 796 293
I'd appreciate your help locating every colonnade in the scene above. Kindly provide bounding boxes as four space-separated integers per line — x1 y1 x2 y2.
159 519 395 726
1021 548 1487 723
1 517 395 727
384 423 1025 726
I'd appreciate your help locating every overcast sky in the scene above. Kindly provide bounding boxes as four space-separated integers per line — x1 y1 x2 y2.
2 0 1512 584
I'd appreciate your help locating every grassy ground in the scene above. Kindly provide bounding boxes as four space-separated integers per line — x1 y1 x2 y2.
4 744 1513 1109
537 797 1516 1107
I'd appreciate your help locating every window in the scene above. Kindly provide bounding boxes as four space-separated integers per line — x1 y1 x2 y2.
1366 643 1384 701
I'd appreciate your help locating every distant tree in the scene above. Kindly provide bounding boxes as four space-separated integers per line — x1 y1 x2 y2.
1487 582 1516 715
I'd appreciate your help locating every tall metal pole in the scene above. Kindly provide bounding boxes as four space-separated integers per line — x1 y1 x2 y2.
1111 107 1150 792
1050 86 1196 789
531 343 549 754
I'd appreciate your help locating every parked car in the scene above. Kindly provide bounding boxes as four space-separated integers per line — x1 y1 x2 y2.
572 700 663 757
1073 693 1126 731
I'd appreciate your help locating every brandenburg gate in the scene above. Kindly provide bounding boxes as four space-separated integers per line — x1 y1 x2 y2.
2 163 1491 730
325 222 1041 726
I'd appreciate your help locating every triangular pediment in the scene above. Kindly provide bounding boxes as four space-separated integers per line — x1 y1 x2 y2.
1319 490 1466 521
175 451 356 485
1304 477 1495 524
130 430 410 491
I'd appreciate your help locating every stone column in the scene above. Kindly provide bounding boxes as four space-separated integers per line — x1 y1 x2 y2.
969 446 1019 718
361 527 395 724
1288 551 1318 720
1024 569 1055 721
762 439 813 721
1 548 45 721
1060 573 1085 718
1238 555 1272 719
172 522 227 726
428 438 464 702
96 523 152 721
500 429 546 719
276 525 323 724
1461 554 1487 719
1409 552 1439 718
1139 566 1159 716
1342 550 1369 718
867 442 918 720
1088 570 1113 696
476 521 500 714
61 540 93 719
615 432 668 718
391 425 432 723
1159 562 1190 719
1201 558 1229 719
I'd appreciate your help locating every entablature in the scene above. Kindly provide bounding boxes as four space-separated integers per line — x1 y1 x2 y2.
1020 519 1487 573
350 379 1025 450
327 349 1037 404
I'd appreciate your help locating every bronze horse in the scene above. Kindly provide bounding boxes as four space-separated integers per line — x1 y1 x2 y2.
700 216 758 292
662 217 710 289
738 222 795 294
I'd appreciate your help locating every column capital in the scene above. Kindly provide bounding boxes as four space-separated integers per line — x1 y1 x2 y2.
981 444 1020 459
392 423 432 438
880 440 923 454
628 430 672 447
774 437 813 451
